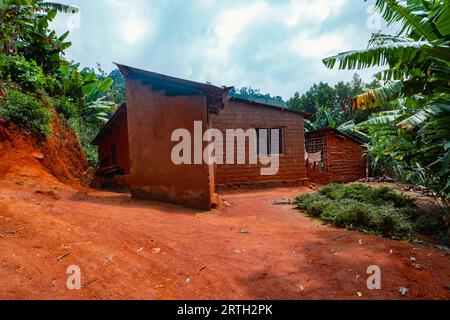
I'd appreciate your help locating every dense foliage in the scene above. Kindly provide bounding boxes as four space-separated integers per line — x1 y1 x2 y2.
229 87 286 108
287 75 386 132
294 184 448 243
0 0 119 166
0 88 52 136
323 0 450 217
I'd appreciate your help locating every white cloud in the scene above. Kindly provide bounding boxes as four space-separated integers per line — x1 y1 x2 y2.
290 26 356 58
51 0 379 99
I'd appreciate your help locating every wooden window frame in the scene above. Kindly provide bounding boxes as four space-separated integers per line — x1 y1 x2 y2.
256 128 284 156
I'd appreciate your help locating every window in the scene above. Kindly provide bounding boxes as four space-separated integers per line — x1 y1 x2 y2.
111 143 117 166
257 128 283 155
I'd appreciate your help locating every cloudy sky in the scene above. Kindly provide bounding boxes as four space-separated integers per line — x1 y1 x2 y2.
52 0 385 100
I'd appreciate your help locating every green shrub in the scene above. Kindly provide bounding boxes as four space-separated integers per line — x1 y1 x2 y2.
0 89 52 137
68 117 99 167
371 209 412 238
398 207 424 220
319 184 414 207
320 183 372 202
413 215 443 236
295 184 441 242
294 194 332 217
50 96 79 120
0 54 47 92
370 187 415 207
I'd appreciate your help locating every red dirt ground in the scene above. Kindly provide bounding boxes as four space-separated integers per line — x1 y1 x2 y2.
1 177 449 300
0 117 449 300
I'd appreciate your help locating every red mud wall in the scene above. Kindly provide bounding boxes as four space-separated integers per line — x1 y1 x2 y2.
210 98 308 188
327 133 366 183
126 79 212 210
306 131 329 185
306 131 366 184
98 108 130 174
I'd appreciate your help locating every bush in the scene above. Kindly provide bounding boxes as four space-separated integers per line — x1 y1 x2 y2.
295 184 441 241
319 184 414 207
0 54 47 92
68 117 99 167
50 96 79 120
0 89 52 137
414 215 443 236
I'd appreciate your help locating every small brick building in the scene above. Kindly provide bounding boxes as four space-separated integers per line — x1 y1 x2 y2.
93 64 311 210
93 104 130 190
305 128 367 185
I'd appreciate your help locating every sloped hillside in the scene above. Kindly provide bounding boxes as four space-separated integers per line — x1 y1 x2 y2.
0 112 88 187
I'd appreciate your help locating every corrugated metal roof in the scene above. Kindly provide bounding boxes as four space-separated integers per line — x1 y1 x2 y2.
115 63 226 97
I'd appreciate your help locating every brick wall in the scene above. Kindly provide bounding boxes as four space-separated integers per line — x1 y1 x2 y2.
327 133 366 183
210 98 308 187
305 130 329 185
126 80 213 210
98 107 130 174
306 130 366 184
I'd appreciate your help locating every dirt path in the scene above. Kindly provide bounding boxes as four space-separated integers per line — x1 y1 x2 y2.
0 180 449 300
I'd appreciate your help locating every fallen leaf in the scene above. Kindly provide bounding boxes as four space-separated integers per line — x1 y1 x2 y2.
185 276 191 284
137 248 145 254
357 292 363 297
152 248 161 254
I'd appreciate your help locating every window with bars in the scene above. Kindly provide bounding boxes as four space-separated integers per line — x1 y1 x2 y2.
257 128 283 155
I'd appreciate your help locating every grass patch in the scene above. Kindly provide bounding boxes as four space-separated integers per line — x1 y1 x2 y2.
294 184 447 243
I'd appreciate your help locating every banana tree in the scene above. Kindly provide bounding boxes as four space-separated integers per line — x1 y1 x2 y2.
323 0 450 213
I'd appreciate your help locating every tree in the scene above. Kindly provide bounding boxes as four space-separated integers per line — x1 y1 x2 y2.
287 74 377 130
0 0 116 167
323 0 450 215
229 87 286 108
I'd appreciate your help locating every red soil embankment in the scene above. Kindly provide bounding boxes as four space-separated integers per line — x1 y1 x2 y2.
0 113 88 187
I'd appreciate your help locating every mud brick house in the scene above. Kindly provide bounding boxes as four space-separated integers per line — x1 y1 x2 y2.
305 128 366 184
93 64 311 210
93 104 130 190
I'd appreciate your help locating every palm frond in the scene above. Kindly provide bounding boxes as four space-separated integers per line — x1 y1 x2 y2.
356 112 403 128
373 0 438 41
352 81 405 110
323 41 427 70
398 104 450 130
39 2 79 14
433 3 450 37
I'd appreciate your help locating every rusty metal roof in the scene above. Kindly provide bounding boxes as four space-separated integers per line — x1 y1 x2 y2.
115 63 227 97
228 96 313 119
306 128 366 145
